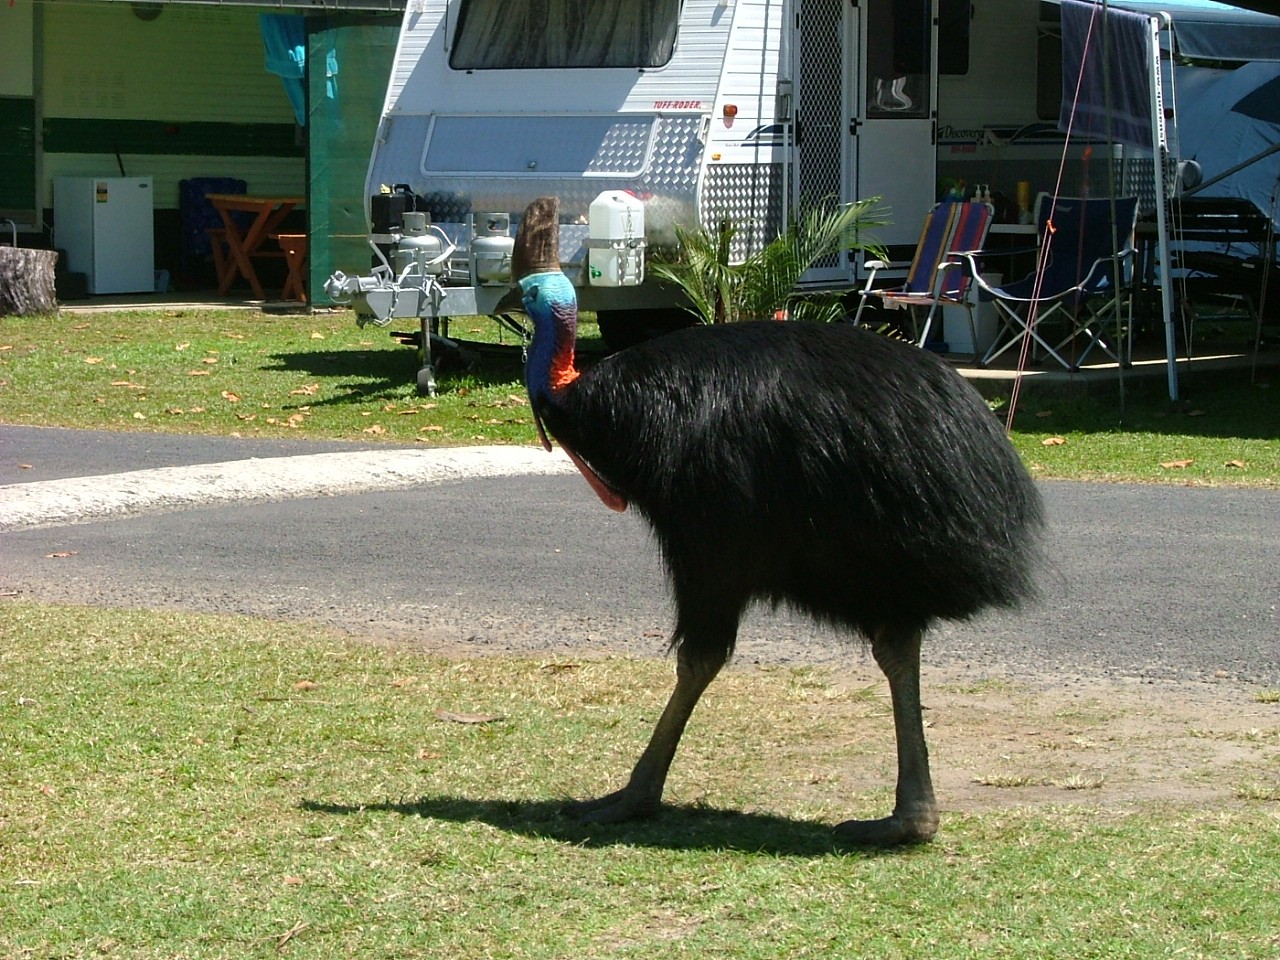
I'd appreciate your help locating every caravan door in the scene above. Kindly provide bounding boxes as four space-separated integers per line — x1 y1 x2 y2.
855 0 938 258
792 0 937 281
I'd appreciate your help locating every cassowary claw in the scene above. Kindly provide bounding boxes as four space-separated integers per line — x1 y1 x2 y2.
562 787 662 824
833 811 939 847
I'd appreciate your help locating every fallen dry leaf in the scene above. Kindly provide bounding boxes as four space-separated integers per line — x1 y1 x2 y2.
1160 458 1195 469
132 412 146 420
540 662 581 673
1041 436 1067 447
290 384 320 396
221 391 241 403
391 677 419 688
187 369 212 377
166 408 185 416
434 709 503 725
175 342 191 351
45 551 79 559
84 357 104 364
201 357 218 365
293 680 318 691
417 750 444 761
419 425 444 432
363 424 386 435
311 332 326 339
1225 459 1247 469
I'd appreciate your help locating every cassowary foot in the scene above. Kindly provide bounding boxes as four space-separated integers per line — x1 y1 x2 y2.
563 786 662 825
833 811 938 847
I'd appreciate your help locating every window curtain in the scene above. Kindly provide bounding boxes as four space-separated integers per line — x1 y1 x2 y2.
451 0 680 70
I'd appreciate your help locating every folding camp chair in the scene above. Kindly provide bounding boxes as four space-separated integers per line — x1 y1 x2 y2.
852 200 994 357
954 194 1139 371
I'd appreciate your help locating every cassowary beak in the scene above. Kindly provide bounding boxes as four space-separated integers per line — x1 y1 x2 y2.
532 408 553 452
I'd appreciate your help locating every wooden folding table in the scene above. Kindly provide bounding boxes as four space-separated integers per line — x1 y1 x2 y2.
205 193 304 300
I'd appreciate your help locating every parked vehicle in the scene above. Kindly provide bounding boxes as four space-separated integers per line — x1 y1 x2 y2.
324 0 1277 392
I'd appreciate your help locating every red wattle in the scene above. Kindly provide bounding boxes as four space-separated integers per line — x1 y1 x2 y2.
562 444 628 513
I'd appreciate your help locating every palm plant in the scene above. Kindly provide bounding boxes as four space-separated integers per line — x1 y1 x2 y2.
650 198 889 325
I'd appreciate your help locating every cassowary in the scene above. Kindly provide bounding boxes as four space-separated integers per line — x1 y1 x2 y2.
513 197 1044 845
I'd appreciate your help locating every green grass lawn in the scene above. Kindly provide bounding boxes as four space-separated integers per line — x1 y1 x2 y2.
1 306 1276 485
0 309 541 447
3 602 1278 959
3 312 1278 955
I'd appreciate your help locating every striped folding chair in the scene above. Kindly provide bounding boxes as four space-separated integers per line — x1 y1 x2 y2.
852 200 994 359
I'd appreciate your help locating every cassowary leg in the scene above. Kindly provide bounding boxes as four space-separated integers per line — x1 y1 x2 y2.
835 624 939 846
566 644 725 824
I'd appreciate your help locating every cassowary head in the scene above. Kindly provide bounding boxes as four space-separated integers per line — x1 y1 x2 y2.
513 197 580 450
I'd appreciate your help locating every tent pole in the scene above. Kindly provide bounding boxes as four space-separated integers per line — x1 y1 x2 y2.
1147 11 1178 401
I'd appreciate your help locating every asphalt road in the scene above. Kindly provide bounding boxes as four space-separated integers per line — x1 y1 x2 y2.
3 425 1278 685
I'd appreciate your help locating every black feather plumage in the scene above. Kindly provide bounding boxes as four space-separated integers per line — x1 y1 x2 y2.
536 320 1045 658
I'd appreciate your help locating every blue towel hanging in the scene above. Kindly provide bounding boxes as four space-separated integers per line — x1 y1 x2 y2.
260 13 308 126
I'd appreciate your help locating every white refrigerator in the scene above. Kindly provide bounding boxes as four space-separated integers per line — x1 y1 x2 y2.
54 177 155 294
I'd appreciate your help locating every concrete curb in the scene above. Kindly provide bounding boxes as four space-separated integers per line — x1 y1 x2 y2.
0 445 576 531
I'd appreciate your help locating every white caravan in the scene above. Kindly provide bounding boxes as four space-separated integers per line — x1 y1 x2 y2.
326 0 958 375
325 0 1225 389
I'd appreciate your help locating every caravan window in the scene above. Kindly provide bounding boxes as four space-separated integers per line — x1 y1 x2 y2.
450 0 680 70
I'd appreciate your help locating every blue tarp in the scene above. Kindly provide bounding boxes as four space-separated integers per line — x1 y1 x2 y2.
1178 61 1280 226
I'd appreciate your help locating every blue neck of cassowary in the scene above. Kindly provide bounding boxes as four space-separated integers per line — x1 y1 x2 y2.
519 271 580 410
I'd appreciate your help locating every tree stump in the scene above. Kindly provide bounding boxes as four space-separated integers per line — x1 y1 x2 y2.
0 247 59 316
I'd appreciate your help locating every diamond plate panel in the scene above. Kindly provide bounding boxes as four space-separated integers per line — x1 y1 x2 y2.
701 163 786 262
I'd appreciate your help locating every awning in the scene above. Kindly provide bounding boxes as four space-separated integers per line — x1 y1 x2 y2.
1056 0 1280 63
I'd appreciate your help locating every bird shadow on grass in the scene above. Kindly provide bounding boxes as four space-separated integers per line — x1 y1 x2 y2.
299 795 910 859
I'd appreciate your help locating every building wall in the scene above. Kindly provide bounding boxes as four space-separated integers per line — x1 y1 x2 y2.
0 0 37 216
0 0 35 95
40 2 304 213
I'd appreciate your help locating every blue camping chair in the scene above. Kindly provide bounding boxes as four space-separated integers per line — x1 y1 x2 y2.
853 200 994 358
953 194 1139 370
